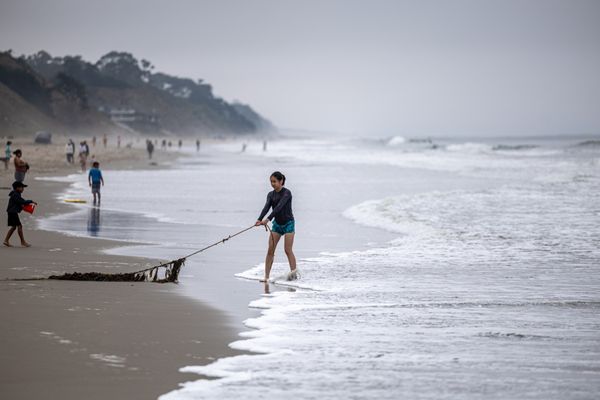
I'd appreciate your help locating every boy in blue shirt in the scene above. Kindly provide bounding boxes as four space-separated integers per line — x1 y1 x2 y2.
88 161 104 205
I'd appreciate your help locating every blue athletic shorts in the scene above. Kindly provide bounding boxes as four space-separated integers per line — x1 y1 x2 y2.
271 219 295 235
91 182 101 194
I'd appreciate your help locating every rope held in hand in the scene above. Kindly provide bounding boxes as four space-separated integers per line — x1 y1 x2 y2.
147 224 258 272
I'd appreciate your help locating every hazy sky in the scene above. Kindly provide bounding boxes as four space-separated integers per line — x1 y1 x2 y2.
1 0 599 136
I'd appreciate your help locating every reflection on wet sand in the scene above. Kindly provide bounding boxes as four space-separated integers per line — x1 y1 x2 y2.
87 206 101 236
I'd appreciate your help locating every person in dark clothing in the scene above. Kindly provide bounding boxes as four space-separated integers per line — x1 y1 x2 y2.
255 171 297 282
146 139 154 159
4 181 36 247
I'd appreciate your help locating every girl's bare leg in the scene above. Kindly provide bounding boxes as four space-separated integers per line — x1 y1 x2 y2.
263 232 281 281
284 233 297 271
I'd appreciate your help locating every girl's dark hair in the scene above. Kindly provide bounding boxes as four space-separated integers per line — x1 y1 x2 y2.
271 171 286 185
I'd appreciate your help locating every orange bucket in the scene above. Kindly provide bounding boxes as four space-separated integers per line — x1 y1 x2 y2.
22 203 36 214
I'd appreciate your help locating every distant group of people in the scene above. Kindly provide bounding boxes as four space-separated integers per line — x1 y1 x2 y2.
65 138 92 172
241 140 268 153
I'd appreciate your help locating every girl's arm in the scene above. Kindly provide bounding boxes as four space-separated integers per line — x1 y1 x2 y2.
257 192 273 222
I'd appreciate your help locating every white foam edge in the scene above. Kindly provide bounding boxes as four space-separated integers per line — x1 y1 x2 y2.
234 263 321 291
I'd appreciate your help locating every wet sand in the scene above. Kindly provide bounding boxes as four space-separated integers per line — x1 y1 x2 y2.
0 140 241 399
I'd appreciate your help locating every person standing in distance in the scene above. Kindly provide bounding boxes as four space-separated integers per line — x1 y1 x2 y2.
12 149 29 182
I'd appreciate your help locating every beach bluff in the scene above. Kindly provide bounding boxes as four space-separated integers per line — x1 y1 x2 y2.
0 50 276 137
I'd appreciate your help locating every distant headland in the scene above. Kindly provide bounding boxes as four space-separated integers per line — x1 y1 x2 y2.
0 50 276 137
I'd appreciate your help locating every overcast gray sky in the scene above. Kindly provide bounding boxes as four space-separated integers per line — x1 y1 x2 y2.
1 0 599 136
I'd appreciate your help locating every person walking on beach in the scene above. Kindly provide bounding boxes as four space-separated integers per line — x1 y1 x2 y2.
3 141 11 170
255 171 297 282
88 161 104 205
13 150 29 182
102 134 108 148
4 181 36 247
65 139 75 164
196 139 200 152
79 142 87 172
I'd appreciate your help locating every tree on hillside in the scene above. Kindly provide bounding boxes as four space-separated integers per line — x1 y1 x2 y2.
54 72 89 110
96 51 145 86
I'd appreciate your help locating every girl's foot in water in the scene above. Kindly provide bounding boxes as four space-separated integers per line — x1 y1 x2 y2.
287 268 299 281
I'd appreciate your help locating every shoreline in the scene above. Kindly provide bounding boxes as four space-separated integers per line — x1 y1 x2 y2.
0 142 244 399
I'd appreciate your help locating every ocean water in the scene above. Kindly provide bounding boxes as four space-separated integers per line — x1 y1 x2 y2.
39 136 600 399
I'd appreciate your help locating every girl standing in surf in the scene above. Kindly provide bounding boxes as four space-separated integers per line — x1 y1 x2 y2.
255 171 298 282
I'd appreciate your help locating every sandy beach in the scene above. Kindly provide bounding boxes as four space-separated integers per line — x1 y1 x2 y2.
0 138 241 399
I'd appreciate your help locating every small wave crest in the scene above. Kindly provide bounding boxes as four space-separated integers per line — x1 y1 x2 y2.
576 139 600 148
492 144 538 151
385 135 406 146
476 332 555 340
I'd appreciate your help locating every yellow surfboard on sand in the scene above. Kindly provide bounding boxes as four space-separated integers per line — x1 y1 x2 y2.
64 199 87 204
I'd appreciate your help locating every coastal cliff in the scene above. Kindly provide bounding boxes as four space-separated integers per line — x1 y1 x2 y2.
0 50 276 137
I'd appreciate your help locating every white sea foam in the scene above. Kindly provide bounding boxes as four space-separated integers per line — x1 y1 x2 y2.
35 174 82 183
446 142 493 153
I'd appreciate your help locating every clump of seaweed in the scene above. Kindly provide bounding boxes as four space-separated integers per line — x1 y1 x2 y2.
49 258 185 283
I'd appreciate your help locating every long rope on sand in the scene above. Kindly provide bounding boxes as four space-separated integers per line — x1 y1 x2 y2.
46 225 260 283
